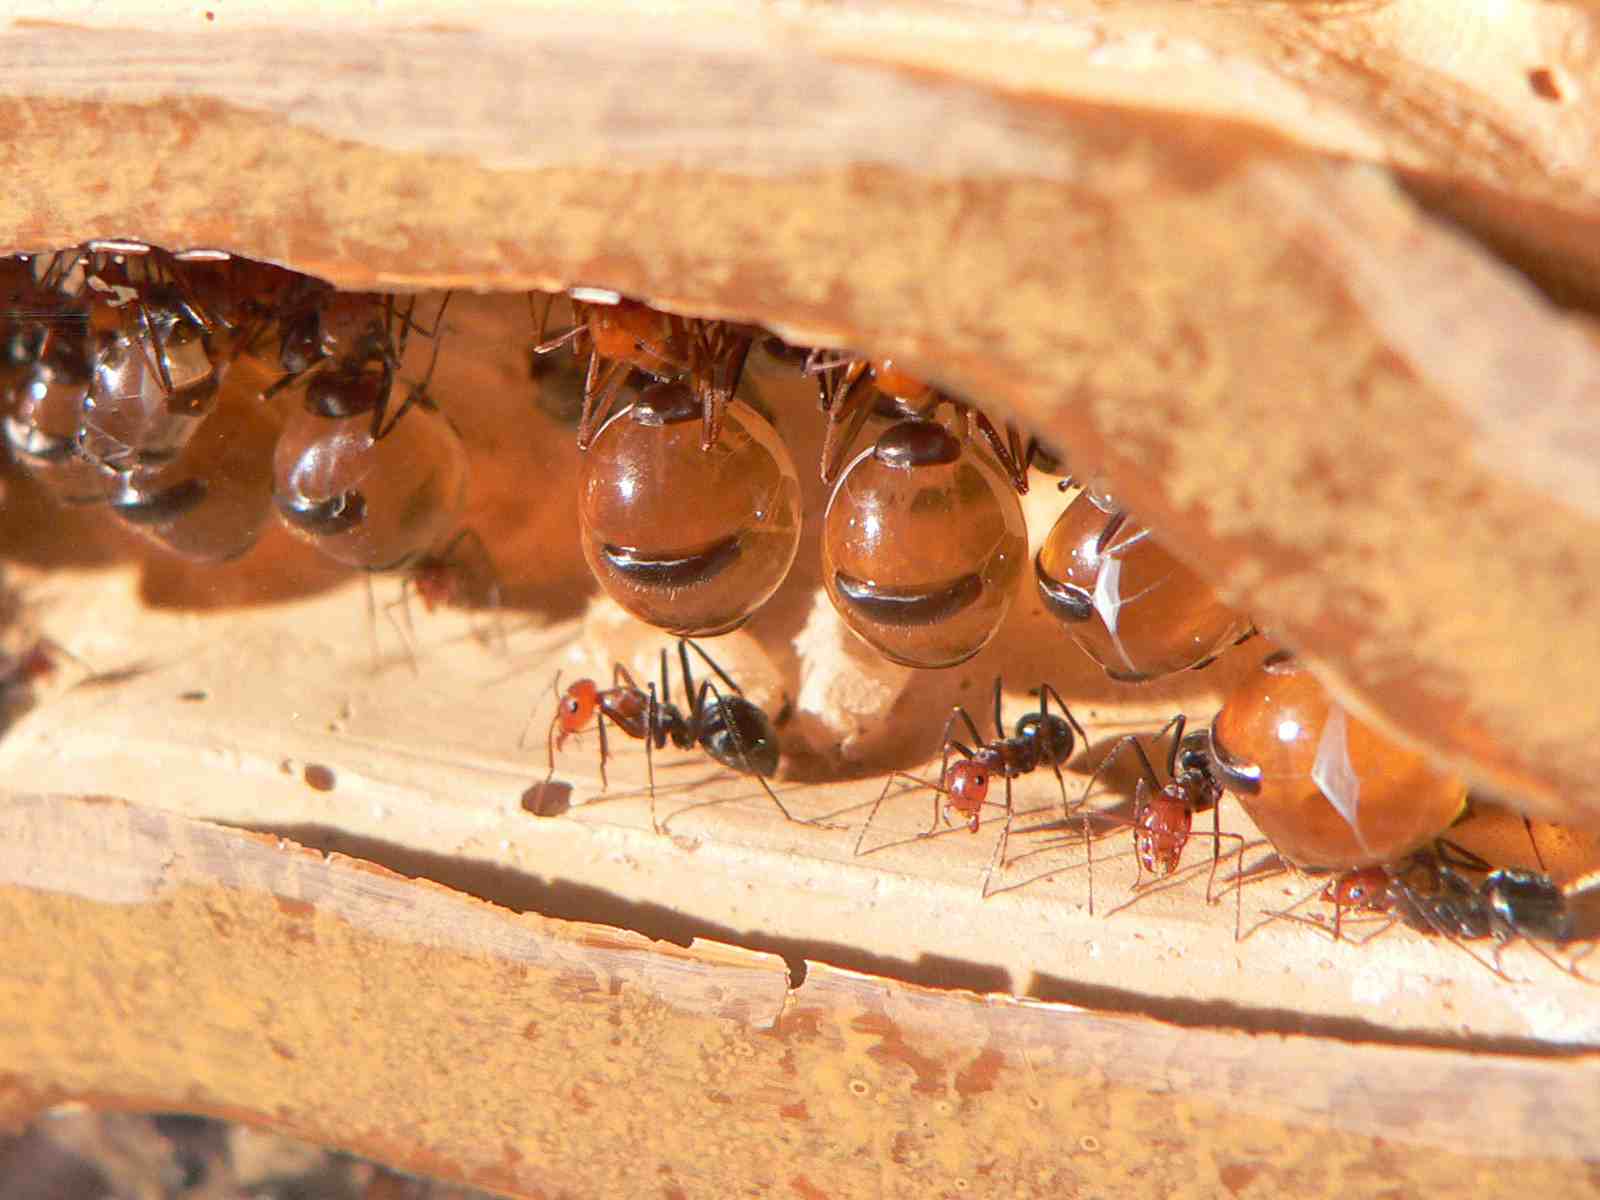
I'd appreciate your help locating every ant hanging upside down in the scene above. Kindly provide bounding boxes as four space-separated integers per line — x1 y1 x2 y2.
533 638 817 834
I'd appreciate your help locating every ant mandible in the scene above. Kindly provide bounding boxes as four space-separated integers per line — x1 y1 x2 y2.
856 678 1086 897
533 638 798 833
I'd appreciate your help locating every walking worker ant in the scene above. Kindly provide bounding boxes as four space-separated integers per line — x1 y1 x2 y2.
1073 714 1246 932
531 289 754 452
532 638 797 833
1267 838 1596 984
855 678 1086 898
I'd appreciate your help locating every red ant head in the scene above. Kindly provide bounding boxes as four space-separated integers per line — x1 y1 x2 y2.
1323 867 1390 912
17 643 56 685
1134 782 1190 876
945 760 990 832
411 560 454 613
554 679 600 747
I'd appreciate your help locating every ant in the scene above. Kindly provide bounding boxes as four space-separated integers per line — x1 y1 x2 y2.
1074 714 1247 931
531 290 753 451
855 678 1086 898
379 528 505 673
1269 838 1595 984
804 351 1043 492
532 638 798 833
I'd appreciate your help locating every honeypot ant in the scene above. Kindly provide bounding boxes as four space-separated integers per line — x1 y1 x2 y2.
1074 715 1246 931
532 638 798 833
531 290 753 451
855 678 1086 898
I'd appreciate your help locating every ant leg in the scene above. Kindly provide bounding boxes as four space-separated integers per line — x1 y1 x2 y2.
594 707 612 793
381 577 421 676
521 670 561 752
1075 734 1154 915
819 373 877 484
646 682 661 834
680 638 746 696
362 575 382 670
967 408 1029 494
855 770 944 857
1523 816 1548 872
982 775 1017 899
576 357 632 450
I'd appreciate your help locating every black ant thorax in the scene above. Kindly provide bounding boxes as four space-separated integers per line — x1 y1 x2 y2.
1013 711 1076 769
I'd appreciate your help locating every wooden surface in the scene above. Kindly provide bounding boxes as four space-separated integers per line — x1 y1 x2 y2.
5 792 1600 1200
1 3 1597 821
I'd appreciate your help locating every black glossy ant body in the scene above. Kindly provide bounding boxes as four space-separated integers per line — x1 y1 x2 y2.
535 638 795 833
856 678 1086 897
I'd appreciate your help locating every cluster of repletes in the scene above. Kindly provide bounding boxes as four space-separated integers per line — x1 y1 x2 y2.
0 245 468 586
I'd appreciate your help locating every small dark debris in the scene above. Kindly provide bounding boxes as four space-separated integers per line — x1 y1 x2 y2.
179 689 209 702
303 764 337 792
1528 67 1563 101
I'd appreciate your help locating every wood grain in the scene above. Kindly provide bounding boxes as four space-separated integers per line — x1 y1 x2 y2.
5 793 1599 1198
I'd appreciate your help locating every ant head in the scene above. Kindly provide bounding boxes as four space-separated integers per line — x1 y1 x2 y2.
1133 780 1189 876
945 760 990 829
411 559 455 613
17 643 56 684
1323 867 1390 912
555 679 600 741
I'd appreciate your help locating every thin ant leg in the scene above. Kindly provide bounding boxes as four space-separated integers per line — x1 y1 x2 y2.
854 769 947 857
698 677 797 824
519 670 562 752
802 351 861 380
372 294 451 441
381 576 422 675
576 357 633 450
679 638 745 696
989 676 1006 741
1524 817 1549 872
1387 867 1515 982
819 371 878 484
982 773 1018 899
646 679 661 834
362 575 382 670
966 408 1029 493
1076 733 1163 916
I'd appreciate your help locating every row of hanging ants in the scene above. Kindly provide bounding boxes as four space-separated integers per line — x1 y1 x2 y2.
542 637 1594 987
0 241 1253 684
1 243 1586 984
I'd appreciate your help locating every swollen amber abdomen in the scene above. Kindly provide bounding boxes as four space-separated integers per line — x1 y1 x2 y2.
579 382 801 636
1210 653 1466 869
823 419 1026 668
1034 490 1251 682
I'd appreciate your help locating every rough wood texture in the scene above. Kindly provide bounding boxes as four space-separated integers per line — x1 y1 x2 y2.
5 793 1599 1199
2 2 1596 819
